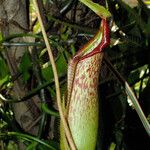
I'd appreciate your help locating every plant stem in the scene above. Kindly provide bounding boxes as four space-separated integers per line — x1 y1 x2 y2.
33 0 76 149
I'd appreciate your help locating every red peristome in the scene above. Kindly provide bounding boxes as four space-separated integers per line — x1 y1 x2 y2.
80 19 110 60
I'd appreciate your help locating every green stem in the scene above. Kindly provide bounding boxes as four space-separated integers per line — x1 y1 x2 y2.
20 81 51 102
1 33 42 43
41 103 59 117
2 42 45 47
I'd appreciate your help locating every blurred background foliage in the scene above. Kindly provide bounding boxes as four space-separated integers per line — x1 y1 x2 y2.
0 0 150 150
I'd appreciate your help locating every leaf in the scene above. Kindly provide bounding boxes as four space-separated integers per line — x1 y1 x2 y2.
0 32 4 42
6 132 57 150
42 52 67 82
79 0 111 18
0 56 10 88
19 51 32 82
0 75 10 87
0 56 9 79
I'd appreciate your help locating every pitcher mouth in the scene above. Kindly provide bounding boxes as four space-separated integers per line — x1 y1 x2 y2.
73 19 109 61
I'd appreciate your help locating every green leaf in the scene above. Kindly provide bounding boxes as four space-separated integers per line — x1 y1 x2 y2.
0 56 9 87
6 132 57 150
0 32 4 42
0 75 10 87
19 51 32 82
42 52 67 82
0 56 9 78
79 0 111 18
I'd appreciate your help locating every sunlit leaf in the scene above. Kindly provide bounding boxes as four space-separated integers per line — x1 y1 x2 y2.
79 0 111 18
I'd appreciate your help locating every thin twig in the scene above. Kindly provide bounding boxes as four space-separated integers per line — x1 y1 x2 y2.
33 0 76 149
